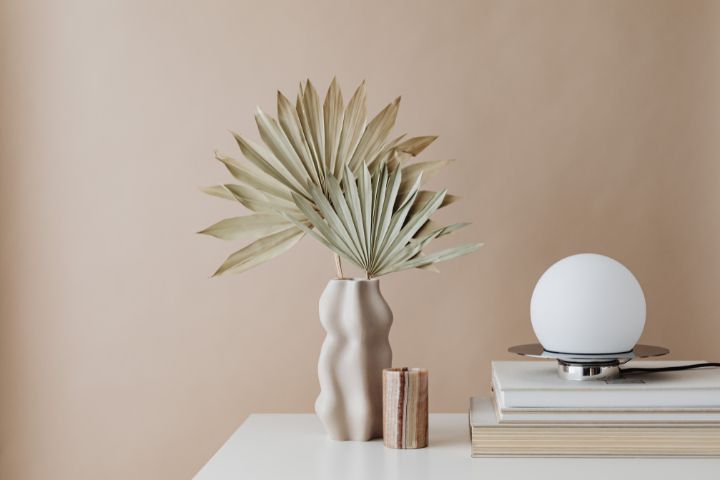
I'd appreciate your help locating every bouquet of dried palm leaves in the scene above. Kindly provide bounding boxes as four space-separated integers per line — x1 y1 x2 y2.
200 79 481 278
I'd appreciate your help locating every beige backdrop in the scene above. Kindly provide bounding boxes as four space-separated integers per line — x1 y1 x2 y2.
1 0 719 478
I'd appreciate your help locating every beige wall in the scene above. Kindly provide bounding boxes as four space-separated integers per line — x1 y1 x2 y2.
1 0 719 478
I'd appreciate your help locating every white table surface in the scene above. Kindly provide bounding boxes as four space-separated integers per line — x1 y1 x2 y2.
194 414 720 479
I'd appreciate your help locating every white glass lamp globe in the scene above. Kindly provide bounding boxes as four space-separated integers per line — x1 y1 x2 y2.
530 253 646 354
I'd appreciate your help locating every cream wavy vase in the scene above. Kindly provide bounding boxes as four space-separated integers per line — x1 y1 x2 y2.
315 279 393 441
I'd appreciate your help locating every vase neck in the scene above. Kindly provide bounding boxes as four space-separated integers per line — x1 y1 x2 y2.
328 278 380 294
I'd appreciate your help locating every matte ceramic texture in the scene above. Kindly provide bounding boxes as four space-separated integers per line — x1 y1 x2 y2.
315 279 393 441
383 368 428 449
530 253 646 354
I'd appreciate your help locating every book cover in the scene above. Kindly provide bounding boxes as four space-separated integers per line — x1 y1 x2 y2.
493 361 720 409
493 394 720 423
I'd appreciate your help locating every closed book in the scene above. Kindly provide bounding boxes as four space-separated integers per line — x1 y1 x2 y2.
493 360 720 409
470 397 720 458
493 394 720 424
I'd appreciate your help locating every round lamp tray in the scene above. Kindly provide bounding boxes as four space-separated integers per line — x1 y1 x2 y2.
508 344 670 381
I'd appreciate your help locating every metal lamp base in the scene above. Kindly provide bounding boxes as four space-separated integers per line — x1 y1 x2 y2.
557 361 620 381
508 344 669 381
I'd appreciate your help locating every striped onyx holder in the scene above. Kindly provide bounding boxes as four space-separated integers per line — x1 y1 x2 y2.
382 368 428 449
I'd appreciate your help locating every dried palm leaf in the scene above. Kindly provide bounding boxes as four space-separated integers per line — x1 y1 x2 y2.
198 214 294 241
282 163 481 278
200 78 480 277
212 226 305 276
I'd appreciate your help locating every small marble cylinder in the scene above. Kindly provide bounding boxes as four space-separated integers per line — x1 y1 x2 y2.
382 368 428 449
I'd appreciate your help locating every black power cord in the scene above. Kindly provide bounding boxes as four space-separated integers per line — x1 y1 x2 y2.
620 362 720 375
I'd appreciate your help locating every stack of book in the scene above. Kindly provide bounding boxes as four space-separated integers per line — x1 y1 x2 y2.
470 360 720 457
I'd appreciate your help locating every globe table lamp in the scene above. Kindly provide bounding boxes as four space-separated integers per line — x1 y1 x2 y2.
509 253 669 380
531 253 646 354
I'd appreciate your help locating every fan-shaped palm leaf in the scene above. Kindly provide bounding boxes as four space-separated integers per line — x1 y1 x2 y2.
200 78 479 276
282 164 481 278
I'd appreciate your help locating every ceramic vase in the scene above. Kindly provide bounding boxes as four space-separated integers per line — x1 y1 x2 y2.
315 278 393 441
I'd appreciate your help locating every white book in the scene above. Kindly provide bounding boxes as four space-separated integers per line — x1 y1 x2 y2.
493 360 720 409
470 397 720 457
494 398 720 423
